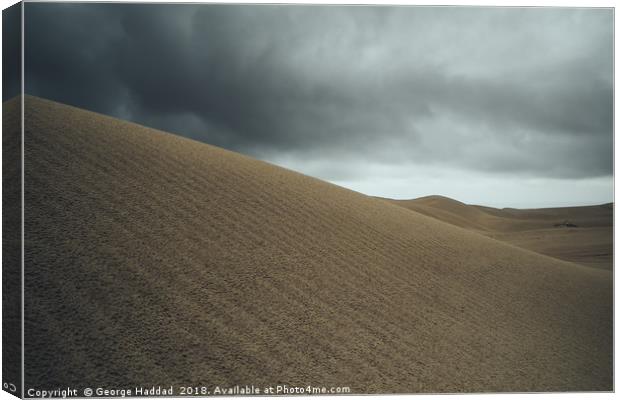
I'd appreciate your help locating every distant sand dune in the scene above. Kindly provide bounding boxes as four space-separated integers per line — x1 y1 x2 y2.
384 195 613 270
14 96 612 393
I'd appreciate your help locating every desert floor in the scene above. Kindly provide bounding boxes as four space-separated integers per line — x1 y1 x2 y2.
384 195 613 270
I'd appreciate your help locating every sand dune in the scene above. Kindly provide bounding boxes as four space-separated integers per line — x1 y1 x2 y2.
15 96 612 393
3 95 23 394
385 195 613 269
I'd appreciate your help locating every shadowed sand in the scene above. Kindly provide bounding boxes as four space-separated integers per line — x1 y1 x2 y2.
384 196 613 270
14 96 612 393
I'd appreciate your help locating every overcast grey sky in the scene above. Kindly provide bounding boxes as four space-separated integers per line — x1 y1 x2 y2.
22 4 613 208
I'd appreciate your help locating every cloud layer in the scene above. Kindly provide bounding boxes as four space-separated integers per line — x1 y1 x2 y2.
24 4 613 206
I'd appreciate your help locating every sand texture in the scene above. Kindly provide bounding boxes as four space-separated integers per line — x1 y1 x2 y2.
3 97 23 396
17 96 612 393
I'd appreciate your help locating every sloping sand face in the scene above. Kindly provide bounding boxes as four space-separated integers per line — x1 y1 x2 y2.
387 196 613 270
17 96 612 393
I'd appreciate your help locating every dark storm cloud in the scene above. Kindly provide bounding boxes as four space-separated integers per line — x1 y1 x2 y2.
24 4 613 181
3 2 21 101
